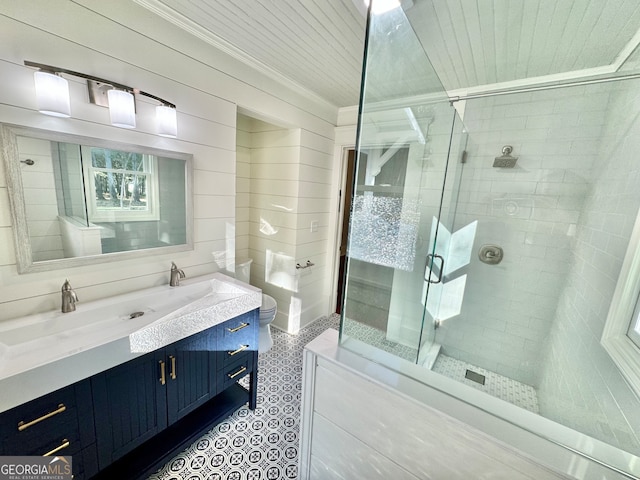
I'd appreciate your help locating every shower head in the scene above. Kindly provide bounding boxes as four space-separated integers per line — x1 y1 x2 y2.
493 145 518 168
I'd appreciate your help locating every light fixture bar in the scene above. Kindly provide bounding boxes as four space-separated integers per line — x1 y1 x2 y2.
24 60 176 109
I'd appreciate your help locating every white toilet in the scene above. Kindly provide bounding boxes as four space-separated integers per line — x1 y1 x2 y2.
235 258 276 353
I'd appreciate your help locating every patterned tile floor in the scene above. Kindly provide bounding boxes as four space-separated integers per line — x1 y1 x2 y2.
148 314 340 480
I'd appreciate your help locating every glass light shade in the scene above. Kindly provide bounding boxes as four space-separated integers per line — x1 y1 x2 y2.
107 89 136 128
34 71 71 117
156 105 178 138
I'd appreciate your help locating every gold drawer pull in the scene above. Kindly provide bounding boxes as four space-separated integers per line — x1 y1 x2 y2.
18 404 66 431
170 355 177 380
227 322 249 333
159 360 166 385
228 345 249 356
43 439 70 456
228 366 247 379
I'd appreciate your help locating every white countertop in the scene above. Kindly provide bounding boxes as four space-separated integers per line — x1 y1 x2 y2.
0 272 261 412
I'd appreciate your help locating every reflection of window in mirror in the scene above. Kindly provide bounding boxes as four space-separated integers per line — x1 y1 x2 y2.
82 147 159 222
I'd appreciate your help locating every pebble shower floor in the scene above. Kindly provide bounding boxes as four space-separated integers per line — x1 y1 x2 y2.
148 314 340 480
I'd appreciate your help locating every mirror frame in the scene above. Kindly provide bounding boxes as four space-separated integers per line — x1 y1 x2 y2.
0 124 194 274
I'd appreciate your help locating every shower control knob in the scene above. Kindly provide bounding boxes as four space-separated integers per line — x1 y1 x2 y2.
478 244 504 265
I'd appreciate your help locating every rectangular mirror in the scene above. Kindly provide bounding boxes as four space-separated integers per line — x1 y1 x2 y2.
1 125 193 273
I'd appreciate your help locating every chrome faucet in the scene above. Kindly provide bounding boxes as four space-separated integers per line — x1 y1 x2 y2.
170 262 185 286
61 279 78 313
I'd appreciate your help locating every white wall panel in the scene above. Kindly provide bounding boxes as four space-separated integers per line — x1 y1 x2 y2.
0 1 336 326
310 414 420 480
300 331 636 480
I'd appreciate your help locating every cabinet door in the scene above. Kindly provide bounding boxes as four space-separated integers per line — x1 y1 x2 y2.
166 328 217 425
91 350 167 468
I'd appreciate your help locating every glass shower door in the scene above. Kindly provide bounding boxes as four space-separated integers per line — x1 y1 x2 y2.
340 5 461 363
417 114 474 366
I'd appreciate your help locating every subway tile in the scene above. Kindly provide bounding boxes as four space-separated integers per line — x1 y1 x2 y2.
526 113 580 129
504 100 556 117
490 180 537 194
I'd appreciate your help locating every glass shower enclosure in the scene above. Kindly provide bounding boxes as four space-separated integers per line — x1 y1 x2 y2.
340 2 640 477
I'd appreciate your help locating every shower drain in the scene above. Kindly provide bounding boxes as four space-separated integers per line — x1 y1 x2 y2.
465 369 486 385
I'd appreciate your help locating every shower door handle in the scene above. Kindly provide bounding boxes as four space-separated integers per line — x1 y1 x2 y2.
425 254 445 284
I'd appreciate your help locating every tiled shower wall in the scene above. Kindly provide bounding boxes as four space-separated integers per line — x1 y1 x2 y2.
537 80 640 453
437 86 610 386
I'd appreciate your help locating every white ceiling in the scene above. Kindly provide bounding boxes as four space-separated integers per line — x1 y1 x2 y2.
139 0 640 108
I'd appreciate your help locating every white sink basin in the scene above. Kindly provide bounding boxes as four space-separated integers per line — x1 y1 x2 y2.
0 272 261 381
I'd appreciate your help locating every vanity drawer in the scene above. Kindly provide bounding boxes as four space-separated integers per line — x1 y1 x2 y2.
217 310 258 353
219 343 253 371
0 380 95 455
220 355 253 391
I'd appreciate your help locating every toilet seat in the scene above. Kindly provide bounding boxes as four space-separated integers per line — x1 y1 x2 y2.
259 294 277 322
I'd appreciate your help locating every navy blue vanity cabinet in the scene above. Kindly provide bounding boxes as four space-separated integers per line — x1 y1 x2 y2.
91 349 168 468
91 329 221 469
165 327 217 424
90 312 259 478
0 379 98 479
217 309 259 409
0 309 260 480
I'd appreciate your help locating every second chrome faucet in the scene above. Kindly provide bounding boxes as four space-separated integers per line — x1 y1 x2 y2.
61 279 78 313
170 262 185 286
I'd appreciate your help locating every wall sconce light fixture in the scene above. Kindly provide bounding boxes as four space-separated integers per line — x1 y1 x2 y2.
155 104 178 138
25 60 177 137
107 89 136 129
33 70 71 118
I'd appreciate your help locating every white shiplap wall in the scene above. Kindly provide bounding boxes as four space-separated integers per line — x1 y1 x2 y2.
235 115 252 263
0 0 337 323
241 117 334 332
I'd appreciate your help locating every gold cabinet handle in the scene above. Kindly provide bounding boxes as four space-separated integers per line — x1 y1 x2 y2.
227 322 249 333
18 404 66 432
43 439 70 456
169 355 177 380
228 366 247 379
159 360 166 385
227 345 249 356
